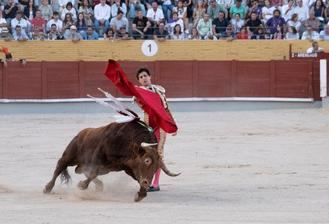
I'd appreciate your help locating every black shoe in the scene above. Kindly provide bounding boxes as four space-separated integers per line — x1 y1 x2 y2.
148 186 160 192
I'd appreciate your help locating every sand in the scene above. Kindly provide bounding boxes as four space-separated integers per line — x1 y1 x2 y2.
0 107 328 223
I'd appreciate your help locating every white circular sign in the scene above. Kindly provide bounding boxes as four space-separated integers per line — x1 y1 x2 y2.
141 40 158 57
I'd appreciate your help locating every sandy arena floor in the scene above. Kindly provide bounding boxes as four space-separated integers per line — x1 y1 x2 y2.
0 105 328 223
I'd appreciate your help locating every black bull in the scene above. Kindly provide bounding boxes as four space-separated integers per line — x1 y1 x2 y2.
43 119 179 202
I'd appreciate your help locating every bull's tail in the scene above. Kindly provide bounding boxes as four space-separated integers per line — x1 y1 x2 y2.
60 169 71 184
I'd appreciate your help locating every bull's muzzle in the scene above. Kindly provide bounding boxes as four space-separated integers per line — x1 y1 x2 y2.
139 178 149 189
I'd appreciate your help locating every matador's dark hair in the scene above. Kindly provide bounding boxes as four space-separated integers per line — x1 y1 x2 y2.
136 68 151 79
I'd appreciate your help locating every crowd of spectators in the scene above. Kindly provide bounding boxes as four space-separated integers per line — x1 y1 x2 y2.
0 0 329 40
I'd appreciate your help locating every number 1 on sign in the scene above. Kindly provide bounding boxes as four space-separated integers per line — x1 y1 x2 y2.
141 40 158 57
148 44 152 52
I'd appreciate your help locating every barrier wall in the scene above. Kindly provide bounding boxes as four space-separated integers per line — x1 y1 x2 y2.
0 60 323 100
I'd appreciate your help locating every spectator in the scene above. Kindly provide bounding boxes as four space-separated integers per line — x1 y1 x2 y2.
64 24 82 41
160 0 174 22
78 0 93 17
231 13 244 33
127 0 146 21
62 12 75 32
51 0 61 13
221 24 235 40
251 25 268 39
132 9 151 39
229 0 247 19
197 13 212 39
115 26 130 39
82 25 99 39
39 0 53 21
84 12 94 27
245 12 262 34
285 26 300 39
0 27 13 40
31 9 46 34
173 0 188 31
303 11 320 32
301 25 320 40
153 21 169 40
0 9 8 34
212 10 229 38
287 14 301 33
309 0 325 22
306 41 324 53
193 0 206 27
207 0 227 20
110 10 129 33
281 0 294 22
31 26 46 40
111 0 127 18
76 12 87 34
273 25 284 39
261 0 275 23
146 1 164 25
236 25 250 39
94 0 111 34
13 25 29 40
247 0 262 19
171 23 185 39
11 11 29 34
47 23 64 39
47 11 63 32
293 0 309 23
167 11 184 35
59 0 77 13
23 0 37 21
188 26 201 39
266 9 285 34
4 0 19 24
61 2 77 21
19 0 29 9
104 27 115 40
319 24 329 40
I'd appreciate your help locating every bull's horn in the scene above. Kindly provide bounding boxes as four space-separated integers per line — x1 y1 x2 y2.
141 142 158 148
160 160 181 177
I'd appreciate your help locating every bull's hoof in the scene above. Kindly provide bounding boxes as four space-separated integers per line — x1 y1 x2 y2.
78 181 88 190
134 192 147 202
43 183 53 194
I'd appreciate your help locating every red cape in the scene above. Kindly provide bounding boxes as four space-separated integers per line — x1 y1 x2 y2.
104 60 178 134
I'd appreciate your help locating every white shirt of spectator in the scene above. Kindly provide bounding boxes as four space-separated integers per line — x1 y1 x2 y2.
47 19 63 32
167 18 184 34
301 30 320 40
319 30 329 40
94 3 112 21
146 8 164 22
281 3 294 21
111 3 127 17
59 0 76 9
0 18 7 33
287 20 301 32
293 5 309 22
61 7 77 21
163 0 172 5
11 18 29 32
307 46 323 53
216 0 234 8
110 16 129 31
262 6 276 23
173 7 187 19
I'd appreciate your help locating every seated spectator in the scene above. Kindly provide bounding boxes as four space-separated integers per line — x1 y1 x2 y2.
220 24 235 40
319 24 329 40
266 9 285 35
13 25 29 41
251 25 269 39
47 11 63 32
11 11 29 34
309 0 325 23
303 11 321 33
207 0 227 20
4 0 19 25
229 0 247 20
61 2 77 21
104 27 115 40
287 13 301 33
301 25 320 40
306 41 324 53
236 25 250 39
281 0 294 22
111 0 127 18
285 26 300 39
273 25 285 39
59 0 77 12
245 12 262 35
188 26 201 39
94 0 111 34
231 13 244 34
212 11 229 38
110 10 129 33
82 26 99 39
193 0 206 27
78 0 94 17
84 12 94 27
62 13 75 32
171 23 185 39
197 13 213 39
23 0 37 21
153 21 169 40
115 26 130 40
173 0 188 32
128 0 146 21
293 0 308 23
132 9 151 39
248 0 262 19
167 11 184 35
39 0 53 21
31 26 46 40
64 25 82 41
31 10 46 33
0 27 13 40
0 10 8 34
261 0 275 23
47 24 64 40
146 1 164 26
76 12 87 34
161 0 174 22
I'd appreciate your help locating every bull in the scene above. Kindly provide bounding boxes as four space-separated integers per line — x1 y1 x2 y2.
43 119 179 202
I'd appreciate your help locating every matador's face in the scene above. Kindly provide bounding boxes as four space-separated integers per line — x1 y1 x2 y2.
138 72 152 87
